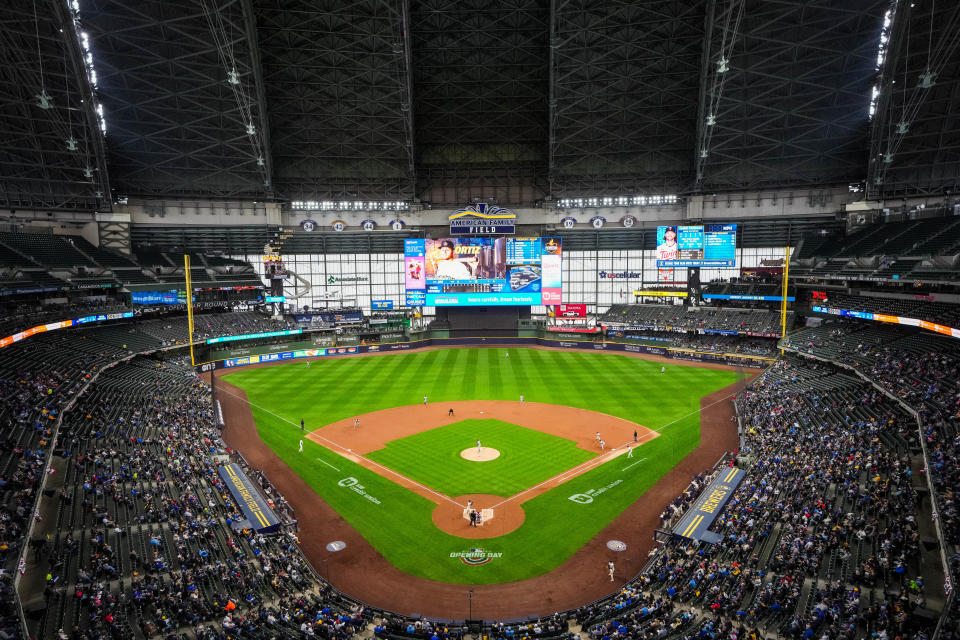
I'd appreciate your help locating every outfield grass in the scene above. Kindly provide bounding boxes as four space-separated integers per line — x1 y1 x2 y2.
366 418 595 497
224 347 740 583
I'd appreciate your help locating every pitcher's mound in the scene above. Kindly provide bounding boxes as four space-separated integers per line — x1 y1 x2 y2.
461 447 500 461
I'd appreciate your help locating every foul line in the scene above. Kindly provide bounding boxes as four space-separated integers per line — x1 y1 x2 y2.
622 457 648 472
315 457 340 472
215 383 463 508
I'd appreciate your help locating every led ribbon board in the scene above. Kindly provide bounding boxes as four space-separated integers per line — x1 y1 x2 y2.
205 329 302 345
811 306 960 339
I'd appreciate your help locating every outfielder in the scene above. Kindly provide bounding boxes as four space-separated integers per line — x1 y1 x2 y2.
299 439 303 453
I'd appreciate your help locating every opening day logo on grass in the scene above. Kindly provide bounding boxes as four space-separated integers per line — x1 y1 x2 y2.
338 477 382 505
451 548 502 565
568 479 623 504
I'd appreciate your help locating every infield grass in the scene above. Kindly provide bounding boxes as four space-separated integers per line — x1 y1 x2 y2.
224 347 742 584
366 418 595 497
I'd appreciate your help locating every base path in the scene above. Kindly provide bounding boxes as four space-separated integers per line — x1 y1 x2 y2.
302 401 656 536
216 366 755 620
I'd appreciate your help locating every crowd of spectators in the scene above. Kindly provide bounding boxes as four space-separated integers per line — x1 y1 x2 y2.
600 305 790 336
613 333 778 357
641 355 928 638
785 320 960 638
2 304 958 639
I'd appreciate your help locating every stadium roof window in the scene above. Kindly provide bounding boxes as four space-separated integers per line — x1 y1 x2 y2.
557 194 677 209
289 200 410 211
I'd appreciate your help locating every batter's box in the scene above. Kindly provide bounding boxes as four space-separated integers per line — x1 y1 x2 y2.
462 507 495 525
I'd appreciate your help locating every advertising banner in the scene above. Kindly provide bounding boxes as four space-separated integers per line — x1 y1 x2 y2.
811 305 960 339
555 304 586 317
703 294 795 302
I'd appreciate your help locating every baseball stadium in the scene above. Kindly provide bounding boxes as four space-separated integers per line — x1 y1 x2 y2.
1 1 959 639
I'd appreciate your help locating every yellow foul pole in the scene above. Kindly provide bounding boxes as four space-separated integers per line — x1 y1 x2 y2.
779 246 790 354
185 254 195 367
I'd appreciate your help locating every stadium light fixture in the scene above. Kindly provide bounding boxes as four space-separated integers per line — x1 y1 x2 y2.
918 70 936 88
716 57 729 73
867 8 894 120
66 136 78 151
706 114 716 126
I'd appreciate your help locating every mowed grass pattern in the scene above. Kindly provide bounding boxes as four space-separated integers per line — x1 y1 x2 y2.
224 348 742 583
366 419 595 497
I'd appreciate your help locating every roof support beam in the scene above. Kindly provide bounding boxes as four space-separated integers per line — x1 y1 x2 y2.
693 0 744 191
398 0 418 201
52 0 111 211
693 0 718 192
547 0 557 199
239 0 274 199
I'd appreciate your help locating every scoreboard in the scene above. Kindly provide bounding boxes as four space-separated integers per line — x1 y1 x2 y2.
656 224 737 268
404 237 562 307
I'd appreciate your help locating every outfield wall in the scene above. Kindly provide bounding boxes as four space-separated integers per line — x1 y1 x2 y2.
196 336 772 372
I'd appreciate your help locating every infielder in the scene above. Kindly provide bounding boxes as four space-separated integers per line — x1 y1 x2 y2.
599 440 605 452
354 418 359 430
520 394 524 403
608 561 615 582
423 395 428 404
627 445 633 458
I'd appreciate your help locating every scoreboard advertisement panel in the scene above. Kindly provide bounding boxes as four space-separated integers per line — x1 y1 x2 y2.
656 224 737 268
404 237 561 306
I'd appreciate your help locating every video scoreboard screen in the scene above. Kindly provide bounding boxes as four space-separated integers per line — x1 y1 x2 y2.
404 237 562 306
656 224 737 267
